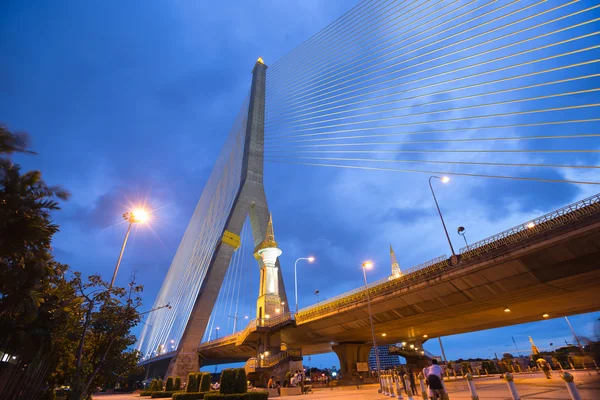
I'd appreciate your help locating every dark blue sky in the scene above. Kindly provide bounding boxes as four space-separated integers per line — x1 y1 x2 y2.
1 1 598 369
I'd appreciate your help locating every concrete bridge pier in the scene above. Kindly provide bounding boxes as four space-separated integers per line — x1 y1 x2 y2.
332 343 372 378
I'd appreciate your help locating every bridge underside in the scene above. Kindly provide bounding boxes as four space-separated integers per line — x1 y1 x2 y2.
197 217 600 363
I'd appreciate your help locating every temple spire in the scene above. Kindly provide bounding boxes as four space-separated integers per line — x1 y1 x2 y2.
390 244 402 278
254 213 279 255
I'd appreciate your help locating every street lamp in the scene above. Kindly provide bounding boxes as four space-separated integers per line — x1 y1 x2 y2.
110 208 149 288
315 289 320 304
215 327 220 340
457 226 468 246
294 256 315 313
428 176 455 256
361 261 382 390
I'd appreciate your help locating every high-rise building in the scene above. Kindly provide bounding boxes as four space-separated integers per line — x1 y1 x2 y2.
369 345 401 370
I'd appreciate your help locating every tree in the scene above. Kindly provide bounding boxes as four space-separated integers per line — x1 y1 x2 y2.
66 273 142 400
0 125 35 156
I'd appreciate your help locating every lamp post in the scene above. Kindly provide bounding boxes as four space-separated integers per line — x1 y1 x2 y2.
294 256 315 314
110 208 149 288
428 176 455 256
457 226 468 247
215 326 220 340
361 261 382 390
315 290 320 304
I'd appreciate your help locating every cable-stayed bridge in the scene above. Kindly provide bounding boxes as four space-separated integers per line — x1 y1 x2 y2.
136 0 600 380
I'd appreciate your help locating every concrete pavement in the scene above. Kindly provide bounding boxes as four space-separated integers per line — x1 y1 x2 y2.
92 371 599 400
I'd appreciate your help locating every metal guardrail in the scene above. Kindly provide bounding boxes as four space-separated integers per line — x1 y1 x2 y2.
295 192 600 323
459 192 600 259
198 312 295 349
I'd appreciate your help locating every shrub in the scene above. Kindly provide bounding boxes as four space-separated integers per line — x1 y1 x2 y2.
173 392 212 400
149 380 159 391
140 391 154 396
166 377 175 391
200 373 212 392
187 373 199 392
205 394 250 400
233 369 247 394
175 377 182 391
248 391 269 400
284 372 291 387
219 369 236 394
151 391 182 398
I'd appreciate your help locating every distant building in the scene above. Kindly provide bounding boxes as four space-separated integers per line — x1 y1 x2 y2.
369 346 401 370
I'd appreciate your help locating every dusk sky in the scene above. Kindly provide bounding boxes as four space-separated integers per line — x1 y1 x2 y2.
1 0 599 370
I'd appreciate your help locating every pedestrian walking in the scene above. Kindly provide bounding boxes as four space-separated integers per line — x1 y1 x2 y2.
424 360 447 400
407 366 418 395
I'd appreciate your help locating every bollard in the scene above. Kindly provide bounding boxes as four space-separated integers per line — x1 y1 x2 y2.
485 369 489 377
403 375 415 400
504 373 520 400
385 374 391 396
465 373 479 400
561 372 582 400
394 372 404 400
389 374 396 398
569 362 575 370
593 360 600 374
380 376 387 396
417 373 426 400
476 368 481 378
445 369 450 381
453 369 457 379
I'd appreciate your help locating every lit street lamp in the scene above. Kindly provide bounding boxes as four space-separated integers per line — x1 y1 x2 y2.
315 289 320 304
361 261 382 390
110 208 149 288
428 176 455 256
294 256 315 313
215 326 220 340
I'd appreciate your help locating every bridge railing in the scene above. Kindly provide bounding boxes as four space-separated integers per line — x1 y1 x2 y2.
459 192 600 258
296 192 600 322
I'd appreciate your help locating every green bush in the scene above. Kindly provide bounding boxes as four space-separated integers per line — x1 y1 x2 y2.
220 368 247 394
151 391 181 398
205 394 249 400
200 373 212 392
175 377 182 391
140 391 154 396
149 380 159 391
284 372 291 387
173 392 211 400
247 391 269 400
234 369 247 394
166 377 175 391
187 373 199 392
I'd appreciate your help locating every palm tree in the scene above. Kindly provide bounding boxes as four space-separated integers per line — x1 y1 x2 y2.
0 125 35 156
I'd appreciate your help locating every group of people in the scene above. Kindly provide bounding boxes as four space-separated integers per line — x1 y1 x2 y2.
390 360 447 400
267 370 312 394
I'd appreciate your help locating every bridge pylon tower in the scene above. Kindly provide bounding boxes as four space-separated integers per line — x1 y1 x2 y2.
149 58 288 379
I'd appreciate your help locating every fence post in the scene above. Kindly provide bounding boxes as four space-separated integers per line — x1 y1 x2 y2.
561 372 582 400
465 373 479 400
503 372 520 400
417 373 426 400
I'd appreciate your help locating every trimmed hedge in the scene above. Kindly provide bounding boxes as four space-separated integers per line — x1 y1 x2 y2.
205 393 268 400
187 373 199 392
149 380 159 392
166 377 175 391
199 373 211 392
140 391 154 396
175 377 182 391
220 368 247 394
151 391 182 398
173 391 211 400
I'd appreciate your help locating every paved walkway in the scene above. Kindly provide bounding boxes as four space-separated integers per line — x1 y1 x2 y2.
93 371 599 400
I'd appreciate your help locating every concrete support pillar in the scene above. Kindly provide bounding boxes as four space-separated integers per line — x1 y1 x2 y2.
466 373 479 400
561 372 582 400
331 343 371 378
503 373 520 400
418 373 427 400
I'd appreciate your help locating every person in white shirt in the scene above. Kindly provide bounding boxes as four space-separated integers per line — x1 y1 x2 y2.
424 359 446 400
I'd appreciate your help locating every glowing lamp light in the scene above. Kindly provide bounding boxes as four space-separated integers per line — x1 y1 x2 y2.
362 261 374 269
308 257 315 262
332 372 337 377
401 342 407 346
275 308 281 313
414 347 419 350
264 351 269 356
504 307 511 313
244 315 249 319
423 334 428 338
410 344 415 349
382 333 387 337
265 314 270 319
527 222 535 229
542 313 549 318
131 208 149 223
441 176 450 183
